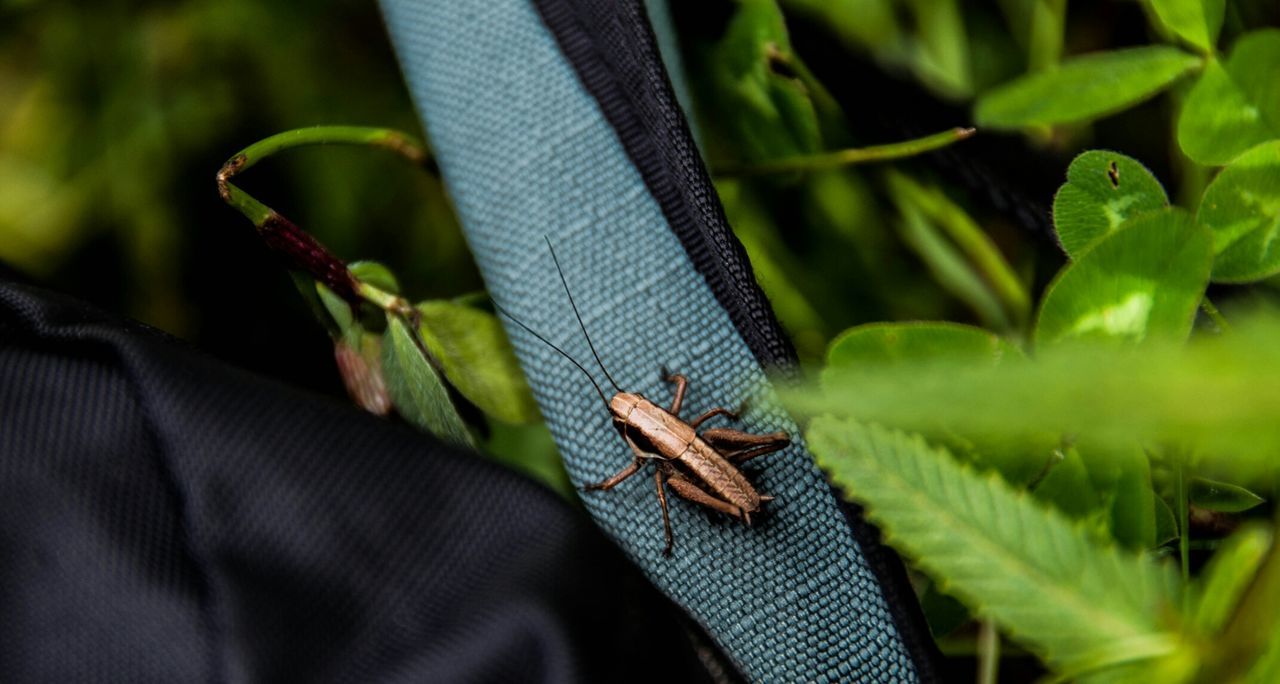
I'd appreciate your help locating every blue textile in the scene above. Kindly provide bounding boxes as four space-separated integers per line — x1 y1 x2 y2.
378 1 917 680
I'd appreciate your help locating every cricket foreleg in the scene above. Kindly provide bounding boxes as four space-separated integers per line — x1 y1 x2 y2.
582 459 642 491
664 472 746 520
663 371 688 416
655 468 674 556
702 428 790 464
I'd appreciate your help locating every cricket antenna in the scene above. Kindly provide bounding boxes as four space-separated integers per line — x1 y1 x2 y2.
493 301 612 407
544 236 623 394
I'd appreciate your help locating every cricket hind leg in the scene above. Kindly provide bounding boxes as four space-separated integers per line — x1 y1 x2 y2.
654 467 674 556
701 428 791 464
664 472 746 521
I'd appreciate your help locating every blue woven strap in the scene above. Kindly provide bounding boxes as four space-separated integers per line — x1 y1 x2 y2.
378 1 919 681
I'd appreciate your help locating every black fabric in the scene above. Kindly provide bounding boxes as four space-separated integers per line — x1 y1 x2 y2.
0 276 716 683
530 1 942 680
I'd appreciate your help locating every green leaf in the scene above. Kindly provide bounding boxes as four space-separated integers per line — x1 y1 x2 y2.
349 260 400 294
415 301 539 425
1033 443 1158 550
1190 477 1266 513
382 316 474 447
786 314 1280 488
1197 140 1280 282
808 418 1184 674
825 322 1017 372
698 0 822 162
1052 150 1170 258
974 46 1201 128
1148 0 1225 53
824 322 1047 485
1177 30 1280 165
1034 209 1212 347
485 422 571 496
1192 524 1272 634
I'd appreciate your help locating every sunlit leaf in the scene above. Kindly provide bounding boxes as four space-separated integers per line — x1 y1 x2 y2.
1190 477 1266 513
1197 140 1280 282
1035 209 1212 347
1191 524 1272 634
416 301 539 424
1177 30 1280 165
1148 0 1225 53
809 418 1184 674
1052 150 1169 258
974 46 1201 128
382 316 474 447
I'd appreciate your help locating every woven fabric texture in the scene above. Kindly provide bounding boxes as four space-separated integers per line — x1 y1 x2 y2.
378 1 918 681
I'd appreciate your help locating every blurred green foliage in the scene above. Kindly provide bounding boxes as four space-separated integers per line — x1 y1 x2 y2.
0 0 474 341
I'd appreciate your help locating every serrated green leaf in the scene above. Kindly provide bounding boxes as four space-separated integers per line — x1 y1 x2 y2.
1197 140 1280 282
1052 150 1169 258
349 260 400 294
1149 0 1225 53
1035 209 1212 347
382 316 474 447
1177 30 1280 165
1192 524 1272 634
809 418 1184 673
974 46 1201 128
1190 477 1266 513
415 301 539 425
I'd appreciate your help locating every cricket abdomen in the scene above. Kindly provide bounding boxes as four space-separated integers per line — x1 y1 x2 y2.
676 438 761 514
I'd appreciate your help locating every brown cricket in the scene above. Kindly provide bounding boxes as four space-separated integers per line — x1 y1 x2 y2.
499 240 790 555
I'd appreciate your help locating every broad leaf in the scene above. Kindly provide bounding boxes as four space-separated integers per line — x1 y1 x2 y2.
823 322 1045 484
809 418 1183 673
1177 30 1280 165
1149 0 1225 53
785 315 1280 488
975 46 1201 128
1052 150 1169 258
382 316 474 447
1035 209 1212 347
1192 524 1272 634
415 301 539 424
1197 140 1280 282
825 322 1016 372
1190 477 1266 513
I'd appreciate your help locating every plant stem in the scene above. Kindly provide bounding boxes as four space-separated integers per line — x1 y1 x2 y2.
215 126 432 304
715 127 976 177
1201 297 1231 333
1027 0 1067 72
1176 464 1190 581
977 619 1000 684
